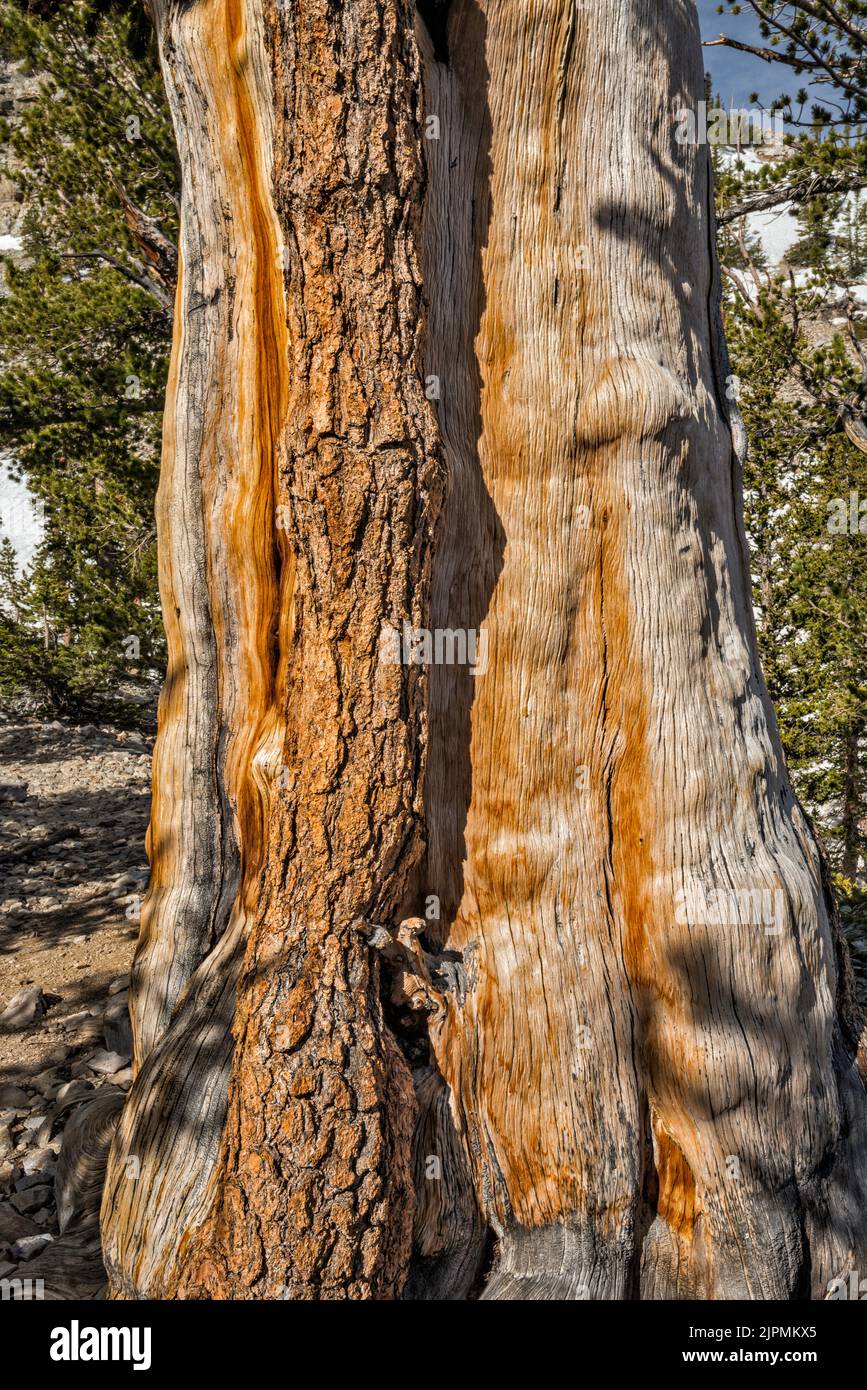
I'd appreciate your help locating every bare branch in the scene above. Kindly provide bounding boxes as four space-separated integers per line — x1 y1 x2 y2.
60 250 173 313
718 170 867 224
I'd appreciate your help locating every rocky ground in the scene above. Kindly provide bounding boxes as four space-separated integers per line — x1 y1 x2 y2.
0 717 151 1293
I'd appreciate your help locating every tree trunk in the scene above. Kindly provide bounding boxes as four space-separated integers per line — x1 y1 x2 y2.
101 0 867 1300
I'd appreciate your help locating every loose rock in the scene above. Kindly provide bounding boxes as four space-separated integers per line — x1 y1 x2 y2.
0 987 49 1031
11 1232 53 1261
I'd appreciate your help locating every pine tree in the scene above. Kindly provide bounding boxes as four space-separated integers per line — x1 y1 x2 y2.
0 0 176 722
711 5 867 929
788 192 847 267
711 5 867 224
722 260 867 985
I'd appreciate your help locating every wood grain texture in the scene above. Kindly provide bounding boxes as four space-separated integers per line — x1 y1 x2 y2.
417 0 867 1300
17 1087 125 1300
100 0 867 1300
101 0 290 1298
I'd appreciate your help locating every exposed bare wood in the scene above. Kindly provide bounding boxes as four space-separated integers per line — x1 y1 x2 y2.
21 1087 124 1300
110 172 179 296
417 0 867 1300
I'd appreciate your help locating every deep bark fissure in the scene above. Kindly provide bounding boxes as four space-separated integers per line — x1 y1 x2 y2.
417 2 452 64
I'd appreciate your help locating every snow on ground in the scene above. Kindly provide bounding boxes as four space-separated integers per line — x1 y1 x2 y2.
0 456 44 574
749 205 799 267
727 148 800 268
732 145 867 280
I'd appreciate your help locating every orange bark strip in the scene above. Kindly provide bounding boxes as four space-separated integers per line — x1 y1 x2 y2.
130 0 289 1067
419 0 867 1301
653 1125 698 1242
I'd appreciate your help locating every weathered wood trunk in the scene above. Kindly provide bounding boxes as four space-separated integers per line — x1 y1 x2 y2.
101 0 867 1300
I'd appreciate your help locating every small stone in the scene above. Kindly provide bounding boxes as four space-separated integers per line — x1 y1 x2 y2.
0 1085 29 1110
83 1048 130 1075
103 997 132 1055
11 1232 53 1261
10 1185 51 1214
58 1010 94 1031
14 1169 52 1192
108 975 130 996
54 1079 94 1107
20 1149 55 1179
28 1071 60 1100
0 987 48 1031
34 1117 53 1149
0 1203 38 1243
109 871 138 894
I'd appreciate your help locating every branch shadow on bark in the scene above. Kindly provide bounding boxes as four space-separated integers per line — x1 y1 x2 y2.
573 0 867 1300
404 0 867 1301
636 916 867 1299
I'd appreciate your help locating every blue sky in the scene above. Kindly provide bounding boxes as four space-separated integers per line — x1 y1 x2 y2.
697 2 857 132
697 0 799 109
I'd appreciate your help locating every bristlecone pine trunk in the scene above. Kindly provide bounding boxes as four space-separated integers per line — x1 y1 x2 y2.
101 0 867 1300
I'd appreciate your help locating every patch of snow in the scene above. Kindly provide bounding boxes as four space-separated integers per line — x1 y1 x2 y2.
719 148 800 266
0 454 44 573
748 205 799 267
